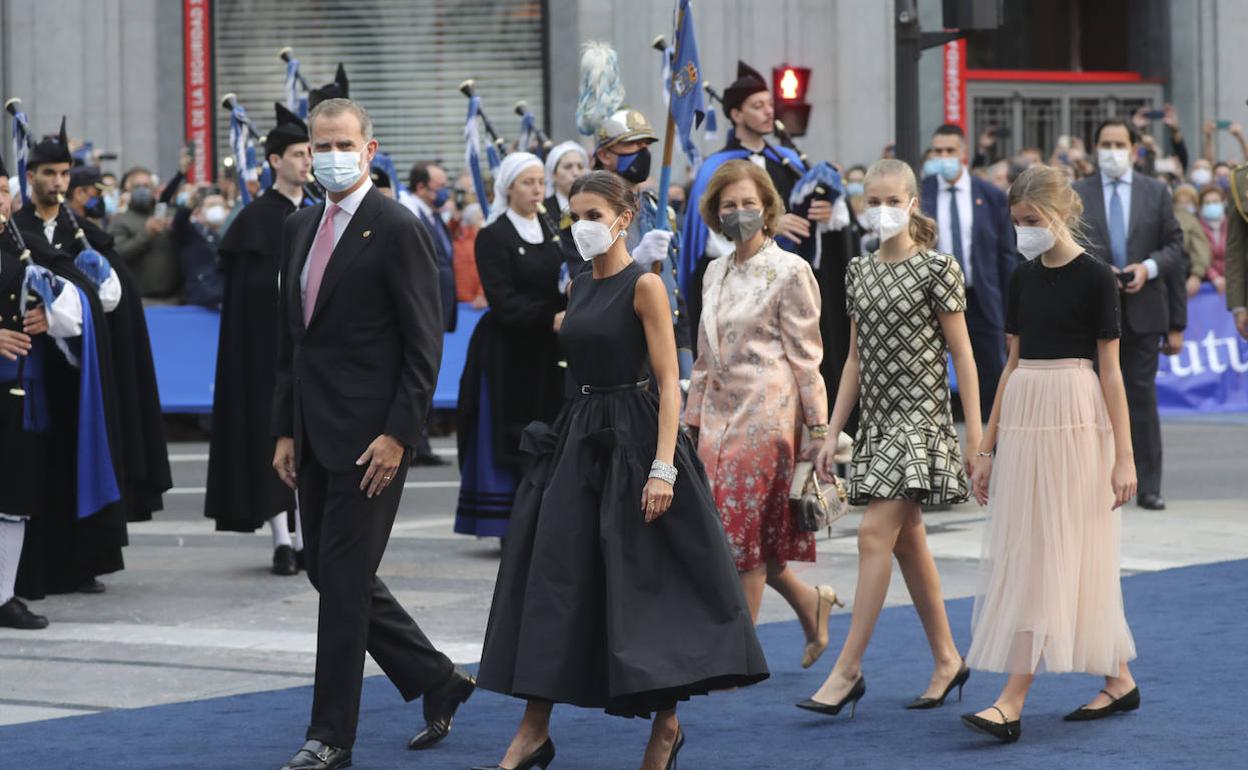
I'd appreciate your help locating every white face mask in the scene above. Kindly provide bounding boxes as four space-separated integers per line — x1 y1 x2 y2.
313 149 366 193
862 199 914 242
1097 148 1131 179
1015 225 1056 260
203 204 228 227
571 214 623 261
1190 167 1213 187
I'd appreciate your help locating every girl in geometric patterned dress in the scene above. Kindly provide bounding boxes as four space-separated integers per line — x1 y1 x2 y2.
961 165 1138 744
798 159 985 719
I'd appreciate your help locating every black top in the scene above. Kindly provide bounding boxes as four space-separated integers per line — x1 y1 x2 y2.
561 261 649 387
1005 252 1121 360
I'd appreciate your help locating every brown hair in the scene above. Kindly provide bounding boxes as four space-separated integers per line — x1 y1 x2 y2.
569 170 639 217
307 98 374 143
1008 164 1087 242
698 159 784 237
1197 183 1226 204
1172 183 1198 209
863 158 938 250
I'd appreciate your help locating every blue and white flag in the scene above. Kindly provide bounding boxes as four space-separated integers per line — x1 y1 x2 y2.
464 95 492 219
659 43 674 108
285 57 309 119
10 104 32 204
669 0 707 168
229 101 257 205
517 110 537 156
703 105 718 144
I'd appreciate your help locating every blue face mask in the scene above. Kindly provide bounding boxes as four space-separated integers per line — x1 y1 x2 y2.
432 187 450 208
924 156 961 182
846 181 865 197
1201 201 1225 222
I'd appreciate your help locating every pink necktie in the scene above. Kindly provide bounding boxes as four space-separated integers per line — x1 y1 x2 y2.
303 203 340 326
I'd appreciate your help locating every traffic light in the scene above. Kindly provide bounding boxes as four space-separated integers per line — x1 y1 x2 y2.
772 65 812 136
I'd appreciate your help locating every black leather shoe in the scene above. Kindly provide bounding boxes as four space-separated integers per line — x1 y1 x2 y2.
961 706 1021 743
906 661 970 709
280 740 352 769
412 452 448 467
408 666 476 750
470 737 556 770
76 577 106 594
0 598 49 629
1138 494 1166 511
272 545 299 576
1063 686 1140 721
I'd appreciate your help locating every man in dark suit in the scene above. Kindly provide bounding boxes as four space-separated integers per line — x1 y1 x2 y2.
271 98 474 770
1073 119 1186 511
921 124 1018 403
402 161 455 466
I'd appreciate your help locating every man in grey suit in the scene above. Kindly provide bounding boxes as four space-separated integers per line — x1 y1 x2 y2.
1073 119 1186 510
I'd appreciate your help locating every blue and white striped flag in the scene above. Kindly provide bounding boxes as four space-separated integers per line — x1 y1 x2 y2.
285 58 309 119
464 95 492 219
229 101 256 205
9 104 32 205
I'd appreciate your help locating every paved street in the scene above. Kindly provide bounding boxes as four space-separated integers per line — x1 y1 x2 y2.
1 417 1245 729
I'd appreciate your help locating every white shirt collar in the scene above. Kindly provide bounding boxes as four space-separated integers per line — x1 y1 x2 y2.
555 191 569 213
505 207 544 245
411 192 434 220
327 177 372 216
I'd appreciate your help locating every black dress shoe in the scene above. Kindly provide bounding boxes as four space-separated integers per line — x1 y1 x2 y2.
408 666 476 750
961 706 1021 743
1138 494 1166 511
906 661 970 709
76 577 106 594
795 675 867 718
470 738 556 770
0 598 49 629
412 452 448 467
272 545 299 576
1063 686 1140 721
280 740 352 770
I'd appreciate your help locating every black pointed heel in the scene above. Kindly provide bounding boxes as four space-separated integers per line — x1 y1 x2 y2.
795 675 867 718
961 706 1021 743
906 661 971 709
470 737 556 770
1062 686 1140 722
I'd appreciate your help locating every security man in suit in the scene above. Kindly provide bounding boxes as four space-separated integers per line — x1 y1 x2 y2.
271 98 474 770
921 123 1019 405
1073 119 1186 511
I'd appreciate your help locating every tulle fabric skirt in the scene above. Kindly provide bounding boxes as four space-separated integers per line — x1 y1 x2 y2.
967 359 1137 676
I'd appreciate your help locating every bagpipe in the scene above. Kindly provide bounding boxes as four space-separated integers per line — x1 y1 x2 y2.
56 193 114 288
278 47 311 119
514 101 553 158
457 80 564 246
0 214 62 398
5 98 33 205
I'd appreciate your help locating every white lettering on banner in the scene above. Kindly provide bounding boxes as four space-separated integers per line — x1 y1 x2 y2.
1166 331 1248 377
183 0 213 183
944 42 962 126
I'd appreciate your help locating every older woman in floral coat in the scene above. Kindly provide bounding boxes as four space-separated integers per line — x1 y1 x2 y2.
684 160 841 669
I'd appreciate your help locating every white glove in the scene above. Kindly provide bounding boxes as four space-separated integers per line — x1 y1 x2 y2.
633 229 674 268
98 268 123 313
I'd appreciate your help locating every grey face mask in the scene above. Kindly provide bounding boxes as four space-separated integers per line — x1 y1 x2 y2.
720 209 764 242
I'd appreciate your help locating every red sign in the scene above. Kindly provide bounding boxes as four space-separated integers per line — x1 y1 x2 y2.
183 0 214 183
943 39 967 130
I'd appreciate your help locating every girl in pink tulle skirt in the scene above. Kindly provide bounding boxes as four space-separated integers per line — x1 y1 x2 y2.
962 164 1140 744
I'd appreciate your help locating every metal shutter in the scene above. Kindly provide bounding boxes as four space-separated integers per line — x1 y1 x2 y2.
214 0 546 180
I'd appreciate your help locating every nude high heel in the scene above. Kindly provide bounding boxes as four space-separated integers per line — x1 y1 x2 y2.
801 585 843 669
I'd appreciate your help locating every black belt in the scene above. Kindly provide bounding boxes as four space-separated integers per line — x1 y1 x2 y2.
579 379 649 395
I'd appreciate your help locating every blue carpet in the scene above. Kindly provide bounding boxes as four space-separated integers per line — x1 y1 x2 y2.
4 560 1245 769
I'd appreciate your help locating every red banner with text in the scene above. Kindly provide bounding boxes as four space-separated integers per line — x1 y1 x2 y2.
183 0 214 183
943 39 967 131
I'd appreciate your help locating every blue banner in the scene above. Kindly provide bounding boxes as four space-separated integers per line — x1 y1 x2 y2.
1157 284 1248 414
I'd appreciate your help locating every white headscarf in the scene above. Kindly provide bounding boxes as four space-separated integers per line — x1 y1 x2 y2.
544 141 590 198
486 151 544 225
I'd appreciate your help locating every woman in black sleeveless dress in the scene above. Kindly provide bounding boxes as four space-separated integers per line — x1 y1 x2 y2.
473 172 768 770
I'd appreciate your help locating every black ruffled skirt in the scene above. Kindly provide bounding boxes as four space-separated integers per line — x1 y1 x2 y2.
476 388 769 717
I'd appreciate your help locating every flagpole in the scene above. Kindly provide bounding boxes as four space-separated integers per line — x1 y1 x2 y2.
654 2 685 232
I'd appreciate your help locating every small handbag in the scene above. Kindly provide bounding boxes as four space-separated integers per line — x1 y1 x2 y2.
790 461 850 535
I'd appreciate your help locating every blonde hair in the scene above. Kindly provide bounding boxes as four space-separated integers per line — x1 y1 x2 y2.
1008 164 1087 242
863 158 938 250
699 160 785 237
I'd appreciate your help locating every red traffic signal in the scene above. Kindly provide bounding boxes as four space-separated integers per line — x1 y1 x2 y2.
773 65 811 104
772 65 812 136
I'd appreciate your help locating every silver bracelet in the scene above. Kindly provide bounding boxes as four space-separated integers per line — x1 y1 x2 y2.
975 451 994 458
649 460 677 485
